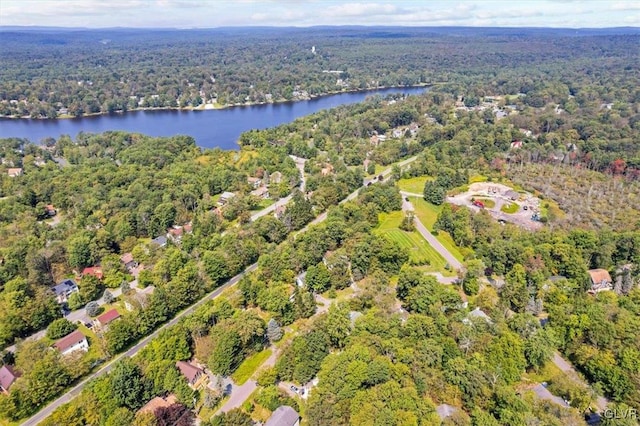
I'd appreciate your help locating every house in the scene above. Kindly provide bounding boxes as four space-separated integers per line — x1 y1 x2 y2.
265 405 300 426
392 128 404 138
588 269 613 293
370 135 380 146
436 404 460 421
274 205 287 219
251 186 270 199
247 177 262 189
52 279 79 304
0 365 20 394
166 225 184 242
218 191 236 206
53 330 89 356
137 394 178 415
82 266 104 280
95 308 121 330
377 134 387 142
463 307 493 325
7 168 22 177
176 361 206 389
120 252 138 271
320 164 334 177
270 171 283 184
409 123 419 136
44 204 57 217
151 235 167 247
510 140 523 150
531 383 569 407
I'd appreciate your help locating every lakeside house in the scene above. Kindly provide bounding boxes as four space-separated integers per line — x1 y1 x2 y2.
0 365 20 394
53 330 89 356
51 279 79 304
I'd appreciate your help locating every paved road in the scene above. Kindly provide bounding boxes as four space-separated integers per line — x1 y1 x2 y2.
401 192 462 271
22 155 417 425
21 263 258 426
551 352 609 412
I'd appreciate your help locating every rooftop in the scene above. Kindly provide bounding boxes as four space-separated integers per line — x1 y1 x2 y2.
265 405 300 426
53 330 86 353
52 279 77 296
138 394 178 415
0 365 20 392
175 361 204 382
588 268 612 284
96 308 120 325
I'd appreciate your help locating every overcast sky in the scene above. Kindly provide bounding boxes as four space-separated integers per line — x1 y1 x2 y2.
1 0 639 28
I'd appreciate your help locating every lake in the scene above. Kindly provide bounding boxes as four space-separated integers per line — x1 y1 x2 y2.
0 86 427 149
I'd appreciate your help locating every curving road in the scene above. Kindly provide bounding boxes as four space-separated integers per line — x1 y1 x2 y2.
22 156 418 426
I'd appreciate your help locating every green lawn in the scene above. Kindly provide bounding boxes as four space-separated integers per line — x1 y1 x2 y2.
397 176 432 194
376 211 447 269
231 348 273 385
409 197 465 262
501 203 519 214
252 198 276 211
474 198 496 209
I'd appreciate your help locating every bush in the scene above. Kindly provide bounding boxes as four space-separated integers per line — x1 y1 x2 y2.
46 318 78 340
103 290 115 304
463 278 479 296
67 292 85 311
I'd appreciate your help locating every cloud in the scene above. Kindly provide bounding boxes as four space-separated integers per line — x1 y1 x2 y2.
322 3 404 18
611 1 640 11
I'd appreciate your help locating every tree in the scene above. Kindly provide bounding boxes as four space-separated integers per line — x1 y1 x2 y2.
103 290 115 304
266 318 283 343
208 330 242 376
400 211 415 232
79 275 103 302
154 403 194 426
305 263 331 294
424 181 445 205
67 234 93 269
105 408 135 426
110 360 150 410
46 318 78 340
322 304 351 349
209 408 252 426
86 301 101 317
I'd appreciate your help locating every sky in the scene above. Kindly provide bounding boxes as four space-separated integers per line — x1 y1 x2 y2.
1 0 639 28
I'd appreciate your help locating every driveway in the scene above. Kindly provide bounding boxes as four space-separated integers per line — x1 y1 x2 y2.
401 192 462 271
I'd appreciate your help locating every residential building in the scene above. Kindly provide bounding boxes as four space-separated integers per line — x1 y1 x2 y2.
218 191 236 206
95 308 121 330
251 186 270 199
137 394 178 415
176 361 206 389
265 405 300 426
44 204 57 217
510 140 523 150
151 235 167 247
0 365 20 394
588 269 613 293
436 404 459 421
7 168 23 177
167 225 184 242
247 177 262 189
120 252 138 271
463 307 493 325
82 266 104 280
51 279 79 304
53 330 89 356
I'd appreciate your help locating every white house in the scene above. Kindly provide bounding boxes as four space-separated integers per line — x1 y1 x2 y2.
53 330 89 356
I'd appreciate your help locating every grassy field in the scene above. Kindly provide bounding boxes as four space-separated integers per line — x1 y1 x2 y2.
409 197 465 262
231 348 273 385
501 202 519 214
397 176 432 194
475 198 496 209
376 211 447 270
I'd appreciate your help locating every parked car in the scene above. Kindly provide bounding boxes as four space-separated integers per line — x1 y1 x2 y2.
290 385 299 394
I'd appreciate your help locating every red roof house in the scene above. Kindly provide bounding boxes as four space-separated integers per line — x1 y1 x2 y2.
96 309 121 327
82 266 104 280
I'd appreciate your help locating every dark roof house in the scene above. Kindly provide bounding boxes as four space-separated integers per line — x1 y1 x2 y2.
265 405 300 426
0 365 20 394
51 279 79 304
175 361 204 387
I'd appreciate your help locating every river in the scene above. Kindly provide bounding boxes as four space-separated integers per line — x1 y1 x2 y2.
0 87 427 149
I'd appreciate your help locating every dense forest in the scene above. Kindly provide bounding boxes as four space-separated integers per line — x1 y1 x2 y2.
0 26 639 426
0 27 638 118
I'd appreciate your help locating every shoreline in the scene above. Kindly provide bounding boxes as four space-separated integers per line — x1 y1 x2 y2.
0 83 434 121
